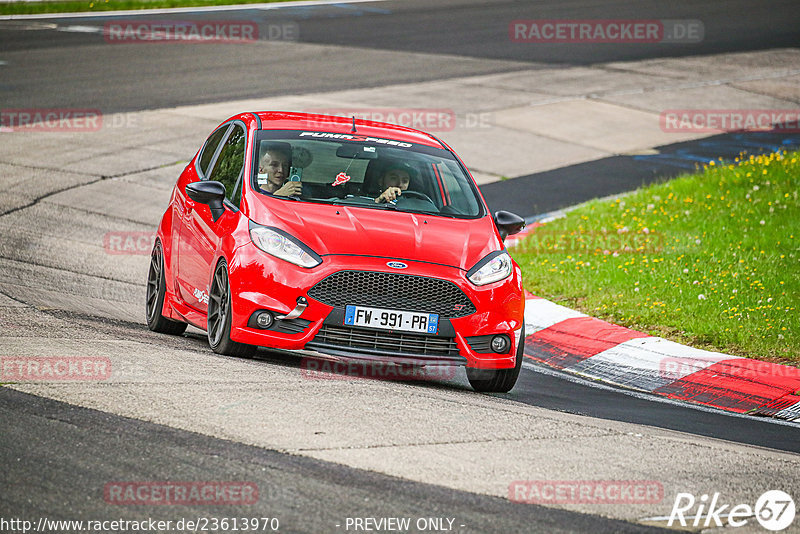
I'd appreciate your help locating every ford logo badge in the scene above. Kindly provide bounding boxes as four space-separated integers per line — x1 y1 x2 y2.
386 261 407 269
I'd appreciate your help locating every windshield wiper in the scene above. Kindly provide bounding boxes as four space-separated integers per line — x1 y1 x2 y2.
269 194 300 201
332 197 395 209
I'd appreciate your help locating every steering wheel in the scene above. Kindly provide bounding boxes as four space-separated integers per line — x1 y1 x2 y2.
398 190 436 204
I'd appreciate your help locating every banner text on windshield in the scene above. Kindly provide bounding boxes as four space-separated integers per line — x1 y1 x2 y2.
298 132 413 148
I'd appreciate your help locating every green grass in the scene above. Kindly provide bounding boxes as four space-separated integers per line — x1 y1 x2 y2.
0 0 291 16
511 150 799 364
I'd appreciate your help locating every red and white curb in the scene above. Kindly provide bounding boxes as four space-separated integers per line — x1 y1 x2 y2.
521 293 800 422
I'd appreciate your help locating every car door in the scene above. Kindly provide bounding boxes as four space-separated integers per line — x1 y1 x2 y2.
176 122 246 312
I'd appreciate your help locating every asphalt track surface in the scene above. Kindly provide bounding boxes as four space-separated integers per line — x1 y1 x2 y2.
2 1 800 531
481 131 800 215
0 387 670 533
515 360 800 454
0 0 799 112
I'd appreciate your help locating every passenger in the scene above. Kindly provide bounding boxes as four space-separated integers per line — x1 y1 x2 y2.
258 143 301 197
374 164 412 203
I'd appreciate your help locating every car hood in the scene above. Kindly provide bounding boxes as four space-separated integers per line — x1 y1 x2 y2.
247 198 502 271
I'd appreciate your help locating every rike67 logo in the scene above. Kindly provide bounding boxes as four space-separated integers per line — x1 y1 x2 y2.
668 490 795 531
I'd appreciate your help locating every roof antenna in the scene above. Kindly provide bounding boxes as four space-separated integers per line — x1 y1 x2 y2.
350 115 357 133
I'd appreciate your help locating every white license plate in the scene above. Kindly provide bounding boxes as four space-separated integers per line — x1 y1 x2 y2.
344 305 439 334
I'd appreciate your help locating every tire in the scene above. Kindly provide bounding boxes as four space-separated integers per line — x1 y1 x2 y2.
146 241 188 335
207 260 256 358
466 325 525 393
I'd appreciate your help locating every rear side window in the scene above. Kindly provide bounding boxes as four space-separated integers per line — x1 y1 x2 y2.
208 124 246 206
198 125 229 177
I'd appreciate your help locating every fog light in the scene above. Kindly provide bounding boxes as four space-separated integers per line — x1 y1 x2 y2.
491 335 510 353
255 311 274 329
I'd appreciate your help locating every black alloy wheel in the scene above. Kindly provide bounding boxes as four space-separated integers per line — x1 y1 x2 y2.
207 260 256 358
146 241 187 335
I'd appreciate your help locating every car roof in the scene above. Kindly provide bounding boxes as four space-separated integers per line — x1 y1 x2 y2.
251 111 446 149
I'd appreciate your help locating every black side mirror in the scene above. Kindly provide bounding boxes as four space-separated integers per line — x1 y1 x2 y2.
186 181 226 222
493 210 525 241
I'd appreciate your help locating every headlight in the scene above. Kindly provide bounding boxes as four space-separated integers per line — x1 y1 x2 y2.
467 251 512 286
248 222 322 268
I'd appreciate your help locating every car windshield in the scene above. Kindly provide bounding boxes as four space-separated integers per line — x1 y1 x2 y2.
252 130 484 218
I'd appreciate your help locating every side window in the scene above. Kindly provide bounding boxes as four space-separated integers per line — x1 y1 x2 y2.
436 162 480 215
208 124 246 206
198 125 230 177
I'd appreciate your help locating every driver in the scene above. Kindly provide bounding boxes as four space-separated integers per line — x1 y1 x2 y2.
258 142 302 197
374 163 412 203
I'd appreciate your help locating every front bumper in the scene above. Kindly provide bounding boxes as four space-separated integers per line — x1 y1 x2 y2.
227 243 524 369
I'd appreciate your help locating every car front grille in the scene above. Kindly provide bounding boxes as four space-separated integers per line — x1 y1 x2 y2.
307 270 476 318
309 325 460 358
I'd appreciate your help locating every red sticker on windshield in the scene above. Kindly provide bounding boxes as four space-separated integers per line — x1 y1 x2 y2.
332 172 351 186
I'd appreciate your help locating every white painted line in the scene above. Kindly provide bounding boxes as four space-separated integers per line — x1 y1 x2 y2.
0 0 389 20
521 359 800 428
0 21 56 29
57 25 102 33
523 298 587 335
526 191 636 225
568 337 735 392
639 513 755 525
774 401 800 421
533 211 567 224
